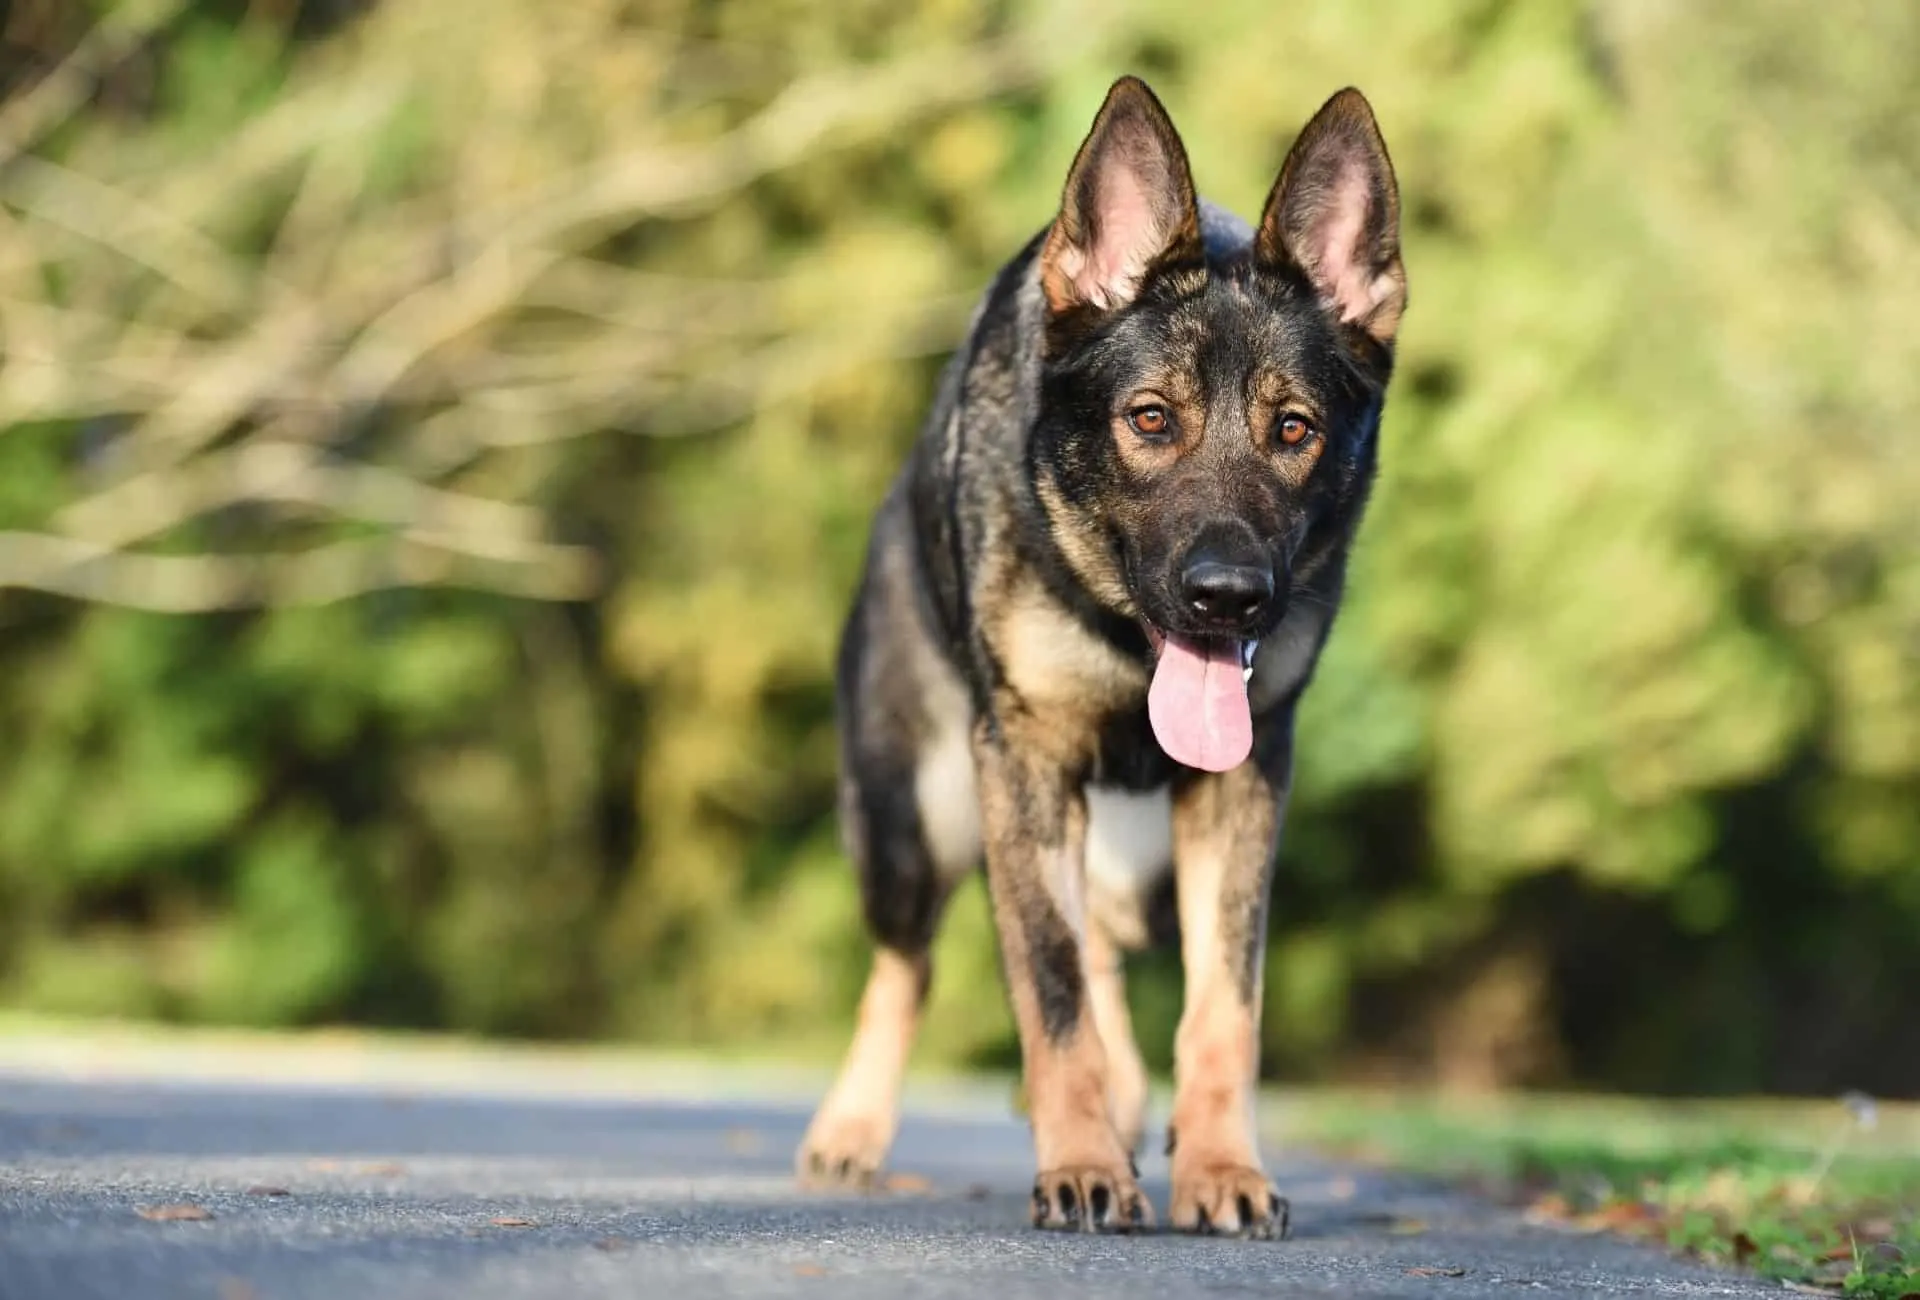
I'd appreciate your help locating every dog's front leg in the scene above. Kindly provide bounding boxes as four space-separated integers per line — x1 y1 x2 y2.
1166 736 1292 1240
973 713 1150 1233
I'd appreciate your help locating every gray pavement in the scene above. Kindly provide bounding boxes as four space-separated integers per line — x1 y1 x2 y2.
0 1046 1779 1299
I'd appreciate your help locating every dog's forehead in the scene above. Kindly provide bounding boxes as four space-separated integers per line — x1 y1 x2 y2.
1123 276 1327 399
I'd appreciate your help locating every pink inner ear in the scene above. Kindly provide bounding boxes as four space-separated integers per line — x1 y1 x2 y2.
1312 159 1394 324
1075 165 1164 310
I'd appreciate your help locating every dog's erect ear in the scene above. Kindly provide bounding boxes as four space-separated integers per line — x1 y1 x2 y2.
1040 76 1202 315
1257 88 1406 346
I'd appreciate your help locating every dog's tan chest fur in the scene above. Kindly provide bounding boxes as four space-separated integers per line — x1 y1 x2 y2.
990 585 1148 723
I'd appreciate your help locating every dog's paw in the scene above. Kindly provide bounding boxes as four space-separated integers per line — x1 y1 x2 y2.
1169 1163 1290 1240
795 1112 891 1189
1030 1164 1153 1234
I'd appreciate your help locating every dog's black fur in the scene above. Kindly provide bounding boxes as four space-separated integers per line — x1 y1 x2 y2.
800 77 1406 1238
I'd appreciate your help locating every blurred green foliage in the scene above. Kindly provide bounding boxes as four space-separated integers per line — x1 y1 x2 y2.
0 0 1915 1094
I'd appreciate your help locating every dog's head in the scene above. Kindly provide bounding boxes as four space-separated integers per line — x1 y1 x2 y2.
1031 77 1406 771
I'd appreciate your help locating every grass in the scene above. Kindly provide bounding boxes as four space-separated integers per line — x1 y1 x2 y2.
1266 1089 1920 1297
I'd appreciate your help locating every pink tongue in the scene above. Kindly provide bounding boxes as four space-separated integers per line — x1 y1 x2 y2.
1147 634 1253 772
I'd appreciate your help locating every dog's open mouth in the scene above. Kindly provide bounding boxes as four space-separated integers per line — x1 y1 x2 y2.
1142 626 1257 772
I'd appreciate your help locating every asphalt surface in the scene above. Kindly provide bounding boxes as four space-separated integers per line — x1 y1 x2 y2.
0 1045 1781 1299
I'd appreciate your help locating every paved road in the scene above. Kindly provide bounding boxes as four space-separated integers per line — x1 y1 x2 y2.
0 1048 1778 1299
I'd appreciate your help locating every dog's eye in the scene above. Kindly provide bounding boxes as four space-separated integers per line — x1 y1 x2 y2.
1127 405 1173 440
1276 413 1316 447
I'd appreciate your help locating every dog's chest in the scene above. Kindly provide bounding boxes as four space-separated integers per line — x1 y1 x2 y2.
1083 783 1173 897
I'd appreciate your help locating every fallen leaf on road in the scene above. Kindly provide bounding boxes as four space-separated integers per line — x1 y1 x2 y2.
792 1263 828 1277
306 1158 405 1177
137 1204 213 1222
882 1172 932 1194
1575 1201 1661 1236
1404 1266 1467 1278
489 1216 536 1228
1522 1193 1571 1225
245 1185 291 1198
1592 1201 1657 1226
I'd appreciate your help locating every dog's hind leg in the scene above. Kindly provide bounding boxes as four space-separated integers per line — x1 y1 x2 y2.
798 554 977 1185
797 741 964 1186
797 942 930 1187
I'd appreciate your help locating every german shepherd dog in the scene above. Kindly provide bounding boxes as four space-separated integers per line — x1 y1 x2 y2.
798 76 1406 1237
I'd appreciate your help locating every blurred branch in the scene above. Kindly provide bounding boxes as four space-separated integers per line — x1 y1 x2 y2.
0 0 188 164
0 530 600 611
328 34 1043 414
501 34 1042 248
621 292 984 441
0 153 255 307
51 437 565 557
0 20 1055 609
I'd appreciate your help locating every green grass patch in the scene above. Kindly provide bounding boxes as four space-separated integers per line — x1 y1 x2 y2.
1266 1089 1919 1297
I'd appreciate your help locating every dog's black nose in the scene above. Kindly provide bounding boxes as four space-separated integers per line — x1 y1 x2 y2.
1180 559 1274 625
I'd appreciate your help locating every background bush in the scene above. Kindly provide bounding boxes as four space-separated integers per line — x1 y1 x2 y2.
0 0 1914 1095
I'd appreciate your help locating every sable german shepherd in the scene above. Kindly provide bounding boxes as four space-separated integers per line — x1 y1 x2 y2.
798 76 1406 1237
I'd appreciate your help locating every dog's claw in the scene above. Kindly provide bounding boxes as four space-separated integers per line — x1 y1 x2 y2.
1171 1164 1288 1240
1031 1166 1152 1234
795 1113 889 1190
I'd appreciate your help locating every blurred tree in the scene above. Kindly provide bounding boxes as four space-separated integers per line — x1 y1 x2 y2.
0 0 1914 1094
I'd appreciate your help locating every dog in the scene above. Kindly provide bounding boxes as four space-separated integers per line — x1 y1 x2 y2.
796 75 1406 1237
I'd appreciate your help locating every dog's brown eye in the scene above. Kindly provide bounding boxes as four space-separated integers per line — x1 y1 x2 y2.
1128 405 1172 439
1277 414 1315 447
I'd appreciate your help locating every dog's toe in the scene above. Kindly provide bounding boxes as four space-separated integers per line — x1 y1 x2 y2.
1170 1164 1289 1240
1031 1165 1152 1234
795 1113 890 1189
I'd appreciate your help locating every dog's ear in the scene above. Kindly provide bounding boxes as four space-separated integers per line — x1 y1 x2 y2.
1257 88 1406 346
1041 76 1202 315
